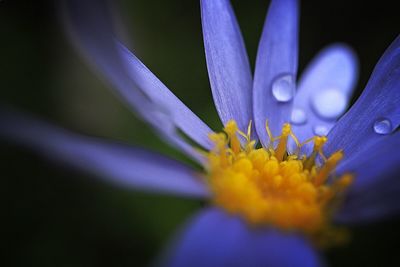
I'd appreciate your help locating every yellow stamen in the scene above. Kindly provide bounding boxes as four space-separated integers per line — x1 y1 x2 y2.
205 119 353 246
314 151 343 186
224 120 241 155
304 136 327 170
275 123 291 161
265 120 274 143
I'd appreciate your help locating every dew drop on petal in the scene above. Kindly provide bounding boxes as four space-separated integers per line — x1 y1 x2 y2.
313 125 330 136
312 88 347 120
272 74 295 103
290 108 307 125
373 119 392 135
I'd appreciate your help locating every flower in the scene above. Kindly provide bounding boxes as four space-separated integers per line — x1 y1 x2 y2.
1 0 399 266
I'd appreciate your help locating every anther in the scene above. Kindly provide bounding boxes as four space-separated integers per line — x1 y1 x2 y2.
304 136 328 170
209 132 228 167
224 120 241 155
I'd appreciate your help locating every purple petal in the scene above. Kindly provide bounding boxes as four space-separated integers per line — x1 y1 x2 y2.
0 110 209 198
292 44 358 143
162 208 322 267
61 0 155 122
118 45 213 150
62 0 212 161
334 132 400 223
253 0 299 146
325 35 400 156
201 0 253 132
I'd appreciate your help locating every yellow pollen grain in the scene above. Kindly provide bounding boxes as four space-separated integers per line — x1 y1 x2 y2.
205 119 353 243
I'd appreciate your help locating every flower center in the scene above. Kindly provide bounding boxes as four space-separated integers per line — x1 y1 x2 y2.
204 120 353 244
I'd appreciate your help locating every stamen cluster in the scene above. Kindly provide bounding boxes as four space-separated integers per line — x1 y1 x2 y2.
205 120 353 238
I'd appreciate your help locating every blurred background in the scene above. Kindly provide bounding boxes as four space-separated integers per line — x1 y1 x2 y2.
1 0 399 266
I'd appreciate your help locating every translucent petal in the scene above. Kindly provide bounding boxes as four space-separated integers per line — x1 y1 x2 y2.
292 44 358 144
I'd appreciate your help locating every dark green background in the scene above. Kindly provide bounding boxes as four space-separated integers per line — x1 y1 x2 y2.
1 0 399 266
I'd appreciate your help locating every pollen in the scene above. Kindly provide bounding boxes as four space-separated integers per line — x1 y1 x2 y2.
204 120 353 243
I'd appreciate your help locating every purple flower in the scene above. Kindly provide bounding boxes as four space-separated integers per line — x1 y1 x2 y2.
1 0 400 266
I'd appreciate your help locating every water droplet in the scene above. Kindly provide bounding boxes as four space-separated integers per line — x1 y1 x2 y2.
312 88 347 120
373 119 392 135
313 125 330 136
290 108 307 125
272 74 295 102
